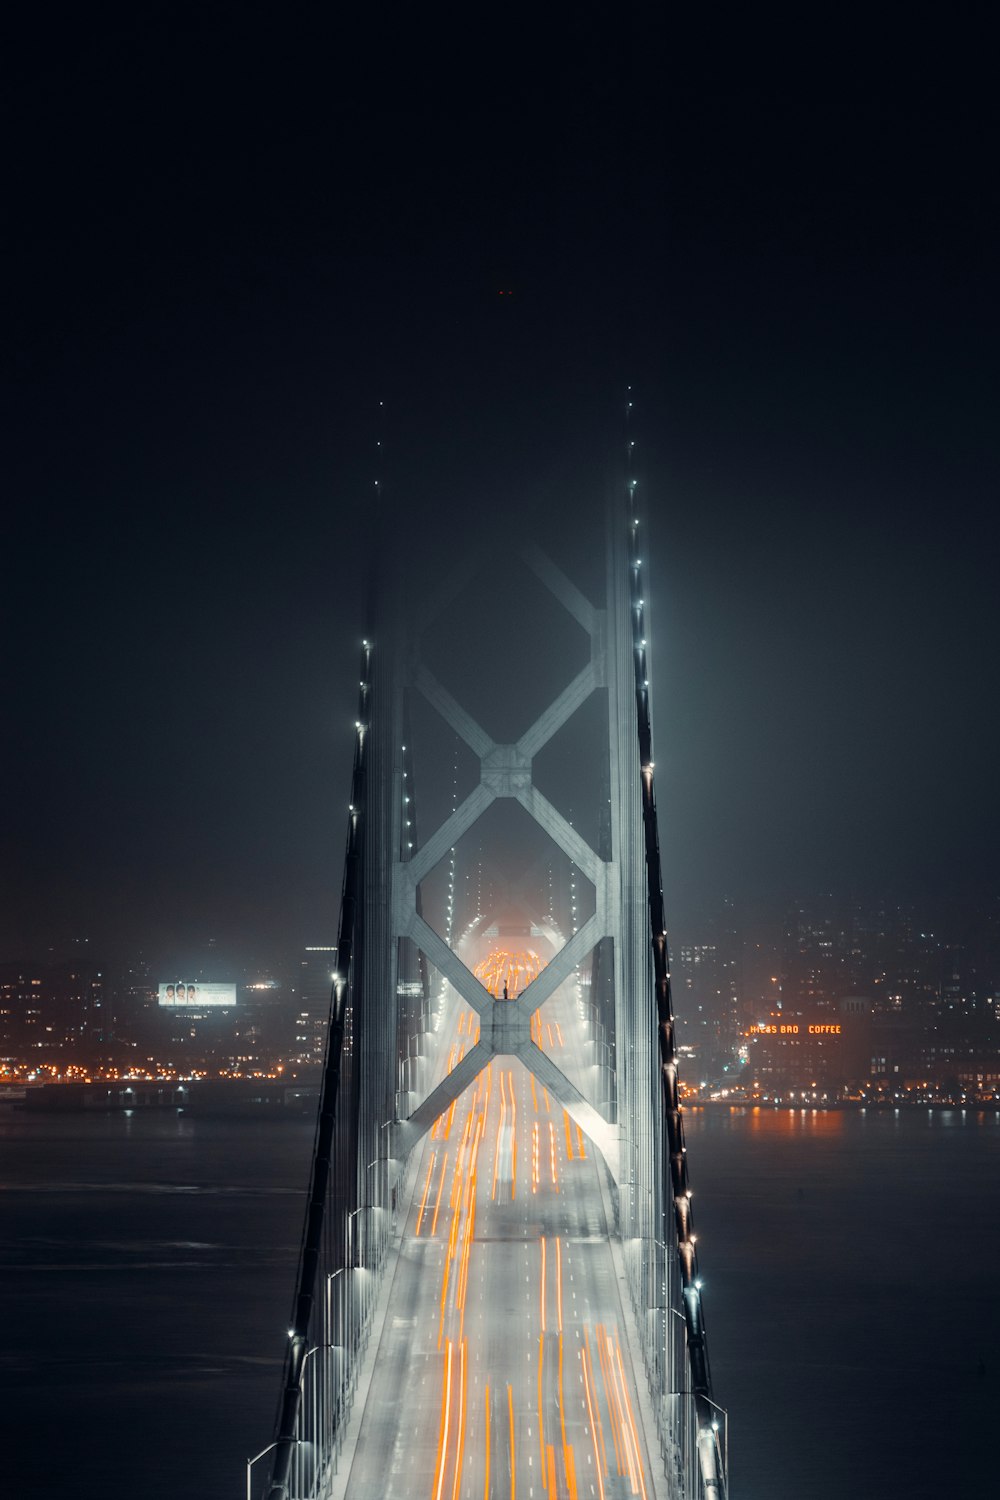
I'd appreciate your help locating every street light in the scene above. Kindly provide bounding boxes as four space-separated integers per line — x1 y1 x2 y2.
661 1387 728 1491
245 1442 278 1500
347 1204 383 1276
700 1394 729 1487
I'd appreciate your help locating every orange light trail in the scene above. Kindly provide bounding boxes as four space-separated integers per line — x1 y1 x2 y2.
596 1324 624 1477
438 1215 455 1350
431 1151 449 1237
432 1048 457 1139
556 1327 579 1500
416 1149 437 1236
452 1111 473 1209
423 995 648 1500
508 1068 517 1200
491 1069 506 1202
599 1327 644 1498
450 1338 467 1500
613 1332 648 1500
474 947 544 1000
539 1236 548 1332
581 1335 607 1499
567 1446 580 1500
432 1339 453 1500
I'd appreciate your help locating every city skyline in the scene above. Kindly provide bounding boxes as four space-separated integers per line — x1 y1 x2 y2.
6 885 999 1105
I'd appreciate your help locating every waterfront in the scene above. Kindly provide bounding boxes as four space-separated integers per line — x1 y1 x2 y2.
0 1109 313 1500
2 1105 998 1498
685 1105 1000 1500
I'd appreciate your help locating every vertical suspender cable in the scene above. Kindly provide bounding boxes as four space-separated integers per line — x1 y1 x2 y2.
623 399 726 1500
266 640 373 1500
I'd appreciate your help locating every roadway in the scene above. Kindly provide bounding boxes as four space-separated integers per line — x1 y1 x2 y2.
338 971 656 1500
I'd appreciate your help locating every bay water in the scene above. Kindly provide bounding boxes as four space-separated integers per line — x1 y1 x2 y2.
2 1104 997 1499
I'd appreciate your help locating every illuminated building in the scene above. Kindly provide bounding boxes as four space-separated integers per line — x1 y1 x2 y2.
746 998 873 1091
293 947 338 1066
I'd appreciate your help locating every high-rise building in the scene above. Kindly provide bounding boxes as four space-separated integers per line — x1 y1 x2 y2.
674 898 743 1074
293 947 337 1067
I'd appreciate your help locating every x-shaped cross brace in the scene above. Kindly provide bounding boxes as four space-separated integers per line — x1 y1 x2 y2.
390 548 619 1181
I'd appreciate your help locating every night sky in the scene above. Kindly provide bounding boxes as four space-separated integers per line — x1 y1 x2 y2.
5 4 998 961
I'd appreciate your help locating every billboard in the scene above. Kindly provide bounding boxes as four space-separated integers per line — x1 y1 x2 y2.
158 981 236 1008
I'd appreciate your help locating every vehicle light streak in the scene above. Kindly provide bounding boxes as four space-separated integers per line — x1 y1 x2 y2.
558 1331 568 1457
613 1333 648 1500
431 1150 449 1237
432 1339 454 1500
474 947 544 1000
508 1068 516 1199
438 1213 455 1349
452 1110 474 1209
595 1324 624 1477
491 1069 506 1202
418 1002 650 1500
456 1122 481 1340
602 1329 643 1497
416 1149 437 1236
540 1236 547 1331
581 1336 607 1499
432 1048 457 1139
450 1338 467 1500
565 1445 579 1500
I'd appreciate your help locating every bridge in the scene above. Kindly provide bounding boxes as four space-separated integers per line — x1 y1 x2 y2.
249 445 728 1500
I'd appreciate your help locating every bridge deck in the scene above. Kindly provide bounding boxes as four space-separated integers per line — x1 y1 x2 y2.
336 983 657 1500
